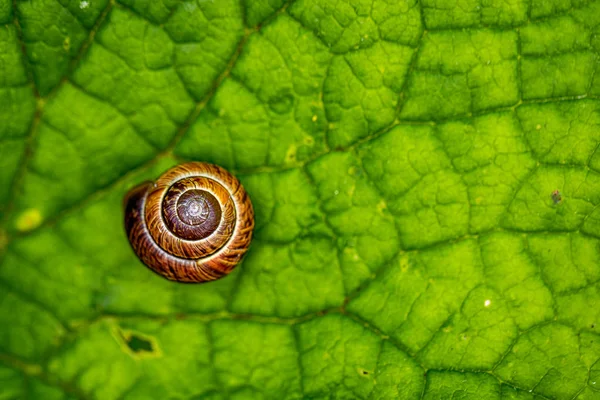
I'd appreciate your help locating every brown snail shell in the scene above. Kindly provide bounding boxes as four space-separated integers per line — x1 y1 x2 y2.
124 162 254 283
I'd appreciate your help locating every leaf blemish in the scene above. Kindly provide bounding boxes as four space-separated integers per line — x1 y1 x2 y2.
551 190 562 205
15 209 43 232
126 334 154 354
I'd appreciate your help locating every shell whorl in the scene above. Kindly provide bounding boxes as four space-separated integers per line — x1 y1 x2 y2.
124 162 254 283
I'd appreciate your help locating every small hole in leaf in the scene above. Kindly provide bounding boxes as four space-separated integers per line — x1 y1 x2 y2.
592 324 596 329
126 334 153 353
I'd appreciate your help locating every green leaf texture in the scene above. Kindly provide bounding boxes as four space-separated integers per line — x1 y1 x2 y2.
1 0 600 398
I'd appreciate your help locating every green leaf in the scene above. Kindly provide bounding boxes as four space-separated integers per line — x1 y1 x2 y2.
1 0 600 398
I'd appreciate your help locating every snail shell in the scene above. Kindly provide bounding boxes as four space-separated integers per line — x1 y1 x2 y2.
124 162 254 283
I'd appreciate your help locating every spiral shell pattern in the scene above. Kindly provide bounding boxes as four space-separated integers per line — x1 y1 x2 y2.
124 162 254 283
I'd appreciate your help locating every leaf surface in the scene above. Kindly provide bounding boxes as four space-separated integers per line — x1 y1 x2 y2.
1 0 600 398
